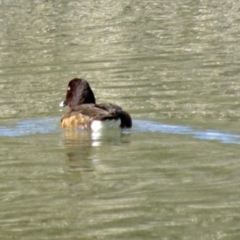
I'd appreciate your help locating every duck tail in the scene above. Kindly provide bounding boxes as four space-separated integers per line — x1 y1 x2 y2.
118 111 132 128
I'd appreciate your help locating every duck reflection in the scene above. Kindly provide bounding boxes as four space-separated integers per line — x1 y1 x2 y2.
61 128 131 172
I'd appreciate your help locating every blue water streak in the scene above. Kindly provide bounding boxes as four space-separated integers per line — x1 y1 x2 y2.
0 117 60 137
134 120 240 145
0 118 240 145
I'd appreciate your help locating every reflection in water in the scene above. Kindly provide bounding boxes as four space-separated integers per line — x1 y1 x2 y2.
61 127 130 171
62 129 94 172
62 126 127 147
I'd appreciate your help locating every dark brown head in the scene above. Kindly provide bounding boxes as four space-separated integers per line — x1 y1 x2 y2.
59 78 96 109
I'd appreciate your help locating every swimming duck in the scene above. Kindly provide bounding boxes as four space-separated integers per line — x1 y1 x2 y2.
59 78 132 129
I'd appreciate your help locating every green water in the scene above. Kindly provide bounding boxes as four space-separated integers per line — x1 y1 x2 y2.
1 0 240 239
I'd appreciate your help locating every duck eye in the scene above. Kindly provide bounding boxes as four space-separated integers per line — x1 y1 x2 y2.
68 87 70 91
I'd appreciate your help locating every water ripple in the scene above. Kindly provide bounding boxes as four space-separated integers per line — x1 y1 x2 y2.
134 120 240 145
0 117 60 137
0 118 240 145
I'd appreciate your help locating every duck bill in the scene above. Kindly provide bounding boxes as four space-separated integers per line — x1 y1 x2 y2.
59 100 68 107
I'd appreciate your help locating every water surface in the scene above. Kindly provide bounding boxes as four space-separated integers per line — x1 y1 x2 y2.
1 0 240 239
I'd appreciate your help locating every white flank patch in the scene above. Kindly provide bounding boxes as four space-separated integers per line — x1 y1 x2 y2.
90 119 122 147
91 120 103 131
90 119 121 131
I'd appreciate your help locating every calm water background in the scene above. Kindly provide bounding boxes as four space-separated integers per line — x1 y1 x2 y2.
1 0 240 239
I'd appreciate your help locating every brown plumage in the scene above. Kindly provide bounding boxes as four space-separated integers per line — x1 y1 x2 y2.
60 78 132 129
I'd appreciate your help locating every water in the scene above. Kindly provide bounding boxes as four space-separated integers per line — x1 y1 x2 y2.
1 0 240 239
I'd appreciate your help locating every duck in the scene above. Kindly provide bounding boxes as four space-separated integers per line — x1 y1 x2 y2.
59 78 132 129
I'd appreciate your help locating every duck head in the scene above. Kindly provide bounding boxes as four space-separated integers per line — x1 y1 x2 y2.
59 78 96 109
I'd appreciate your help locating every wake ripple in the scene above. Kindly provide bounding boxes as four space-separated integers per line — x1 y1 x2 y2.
134 120 240 145
0 118 240 145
